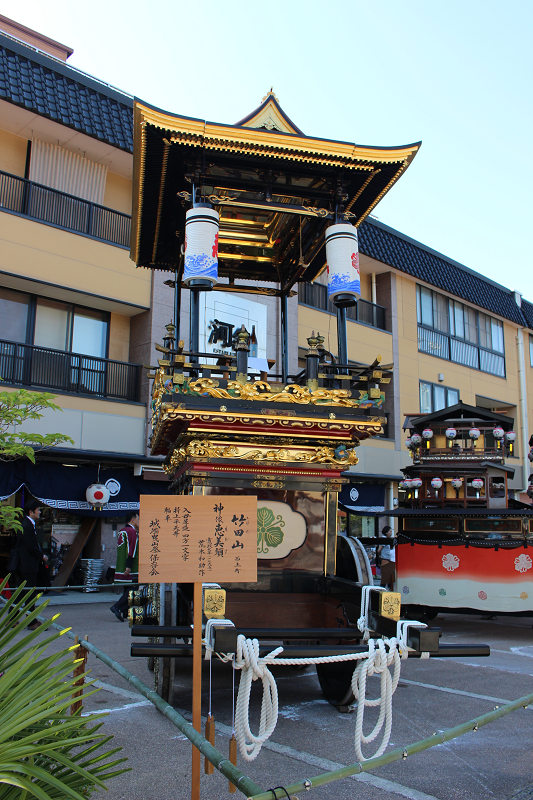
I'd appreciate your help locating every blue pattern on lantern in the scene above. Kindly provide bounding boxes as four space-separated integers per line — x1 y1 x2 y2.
327 272 361 299
184 253 217 281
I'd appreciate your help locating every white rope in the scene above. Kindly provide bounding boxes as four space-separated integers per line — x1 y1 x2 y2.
396 619 429 660
357 585 385 640
351 637 401 761
232 633 404 763
203 618 235 661
205 610 431 763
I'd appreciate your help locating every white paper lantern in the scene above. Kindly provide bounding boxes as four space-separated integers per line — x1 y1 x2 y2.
405 436 412 449
469 427 480 440
471 478 484 490
451 478 463 489
398 480 407 490
431 477 443 489
86 483 110 510
445 427 457 439
403 478 413 489
411 478 422 489
505 431 516 442
493 426 504 440
422 427 434 440
411 433 422 446
183 206 219 286
325 223 360 303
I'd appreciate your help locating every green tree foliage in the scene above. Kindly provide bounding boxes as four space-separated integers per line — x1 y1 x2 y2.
0 578 129 798
0 389 73 532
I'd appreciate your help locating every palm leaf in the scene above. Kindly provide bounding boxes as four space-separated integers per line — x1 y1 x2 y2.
0 576 129 798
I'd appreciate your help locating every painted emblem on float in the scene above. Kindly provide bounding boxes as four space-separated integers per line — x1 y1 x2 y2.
442 553 460 571
514 553 532 573
256 501 307 559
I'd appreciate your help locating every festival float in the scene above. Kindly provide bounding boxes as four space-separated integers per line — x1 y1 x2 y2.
397 402 533 618
125 93 490 794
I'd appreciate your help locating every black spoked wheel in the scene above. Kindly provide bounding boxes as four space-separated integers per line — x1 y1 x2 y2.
316 661 356 706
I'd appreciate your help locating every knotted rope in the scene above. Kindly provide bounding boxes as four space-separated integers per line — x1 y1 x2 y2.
204 617 430 763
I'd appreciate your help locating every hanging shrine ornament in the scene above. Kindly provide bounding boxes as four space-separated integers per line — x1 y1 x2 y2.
86 483 110 510
325 223 360 303
405 436 412 449
493 426 505 440
505 430 516 443
422 427 433 440
451 477 463 490
410 433 422 447
431 477 443 490
469 427 480 440
183 206 219 287
445 427 457 440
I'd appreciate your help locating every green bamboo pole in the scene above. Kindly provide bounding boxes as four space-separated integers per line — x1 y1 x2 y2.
248 692 533 800
6 594 531 800
3 599 264 799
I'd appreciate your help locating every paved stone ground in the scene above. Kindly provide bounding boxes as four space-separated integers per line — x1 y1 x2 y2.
23 600 533 800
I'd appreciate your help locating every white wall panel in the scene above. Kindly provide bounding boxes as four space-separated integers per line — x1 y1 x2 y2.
30 139 107 205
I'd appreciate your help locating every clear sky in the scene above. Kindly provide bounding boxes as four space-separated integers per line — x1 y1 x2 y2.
4 1 531 296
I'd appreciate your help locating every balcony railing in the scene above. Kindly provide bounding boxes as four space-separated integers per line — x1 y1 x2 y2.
418 325 505 377
0 170 131 248
298 282 387 331
0 340 141 402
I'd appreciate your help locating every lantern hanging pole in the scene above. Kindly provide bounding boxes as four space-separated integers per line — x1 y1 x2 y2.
189 290 200 372
336 304 348 372
281 292 289 384
174 262 181 342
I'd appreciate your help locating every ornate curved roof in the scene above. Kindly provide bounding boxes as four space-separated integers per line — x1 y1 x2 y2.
130 97 421 283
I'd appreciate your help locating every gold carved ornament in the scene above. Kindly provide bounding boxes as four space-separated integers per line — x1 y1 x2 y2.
185 379 363 407
166 439 359 471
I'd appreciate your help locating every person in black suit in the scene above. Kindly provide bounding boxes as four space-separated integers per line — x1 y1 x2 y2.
17 499 48 630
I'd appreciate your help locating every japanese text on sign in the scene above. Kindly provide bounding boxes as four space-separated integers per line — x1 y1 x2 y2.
139 495 257 583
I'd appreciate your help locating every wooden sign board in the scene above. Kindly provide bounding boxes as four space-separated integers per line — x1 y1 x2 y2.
138 495 257 584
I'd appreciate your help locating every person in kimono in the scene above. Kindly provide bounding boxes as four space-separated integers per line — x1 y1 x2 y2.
110 511 139 622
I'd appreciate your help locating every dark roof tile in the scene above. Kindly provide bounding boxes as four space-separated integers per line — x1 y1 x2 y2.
0 34 133 153
521 299 533 330
359 219 530 328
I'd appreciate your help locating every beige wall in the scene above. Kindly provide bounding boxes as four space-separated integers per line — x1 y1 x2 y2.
109 312 131 362
0 212 150 309
103 171 132 215
298 304 393 366
3 387 146 455
359 271 372 302
0 127 27 177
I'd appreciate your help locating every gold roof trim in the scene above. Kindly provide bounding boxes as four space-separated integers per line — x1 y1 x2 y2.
131 100 421 265
134 101 420 167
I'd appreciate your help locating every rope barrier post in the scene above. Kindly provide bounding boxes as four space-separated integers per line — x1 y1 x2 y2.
70 634 88 715
191 581 202 800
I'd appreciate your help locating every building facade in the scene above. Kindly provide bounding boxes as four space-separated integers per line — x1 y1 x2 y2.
0 16 531 581
0 21 169 579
